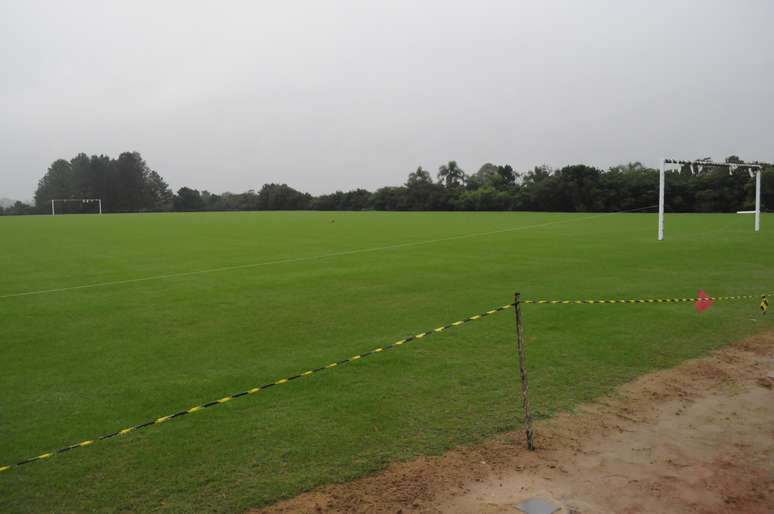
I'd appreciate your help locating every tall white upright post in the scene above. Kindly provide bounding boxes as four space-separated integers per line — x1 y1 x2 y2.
755 169 761 232
658 160 665 240
98 199 103 215
51 199 55 216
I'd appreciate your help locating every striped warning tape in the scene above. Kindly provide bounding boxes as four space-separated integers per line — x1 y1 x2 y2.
0 302 516 473
2 291 769 474
522 294 767 305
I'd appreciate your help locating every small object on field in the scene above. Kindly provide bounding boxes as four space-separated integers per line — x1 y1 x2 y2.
695 290 714 313
514 497 562 514
761 295 768 314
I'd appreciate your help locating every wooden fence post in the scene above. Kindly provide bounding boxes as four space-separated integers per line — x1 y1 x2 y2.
514 292 535 450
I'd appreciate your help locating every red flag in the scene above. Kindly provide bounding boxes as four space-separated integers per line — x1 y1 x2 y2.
695 290 714 313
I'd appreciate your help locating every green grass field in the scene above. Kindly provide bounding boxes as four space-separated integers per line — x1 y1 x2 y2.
1 211 772 513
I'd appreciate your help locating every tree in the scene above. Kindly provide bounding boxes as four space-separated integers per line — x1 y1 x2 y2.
437 160 466 188
255 183 312 210
495 164 517 189
34 159 72 208
4 201 34 215
759 166 774 211
454 186 513 211
372 186 408 210
34 151 172 213
609 161 646 174
406 166 432 187
145 170 174 211
555 164 604 211
88 154 113 207
518 165 556 211
339 189 373 210
467 163 497 190
404 166 448 210
523 165 552 185
174 187 205 211
468 163 516 191
199 190 222 210
311 191 345 210
112 152 150 211
602 164 658 211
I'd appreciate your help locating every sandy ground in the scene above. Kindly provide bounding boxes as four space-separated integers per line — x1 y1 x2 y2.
254 332 774 514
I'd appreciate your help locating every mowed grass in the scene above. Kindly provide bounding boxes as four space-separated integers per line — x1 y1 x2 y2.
0 211 772 513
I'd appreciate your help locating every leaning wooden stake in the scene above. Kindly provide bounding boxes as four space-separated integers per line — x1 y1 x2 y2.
514 292 535 450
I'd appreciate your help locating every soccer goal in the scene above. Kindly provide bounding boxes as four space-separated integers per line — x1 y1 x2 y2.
51 198 103 216
658 159 764 240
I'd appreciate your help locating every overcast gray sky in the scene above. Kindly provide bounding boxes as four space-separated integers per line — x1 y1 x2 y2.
1 0 772 200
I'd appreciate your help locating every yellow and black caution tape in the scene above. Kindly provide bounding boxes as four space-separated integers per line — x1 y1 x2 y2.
522 294 762 305
2 290 770 474
0 302 516 474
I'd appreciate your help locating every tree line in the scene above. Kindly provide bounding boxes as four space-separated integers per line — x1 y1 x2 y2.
2 151 770 215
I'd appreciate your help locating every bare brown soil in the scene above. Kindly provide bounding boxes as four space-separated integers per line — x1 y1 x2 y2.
253 332 774 514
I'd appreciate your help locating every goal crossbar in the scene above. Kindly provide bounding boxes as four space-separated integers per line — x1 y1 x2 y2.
51 198 102 216
663 159 763 169
658 159 765 240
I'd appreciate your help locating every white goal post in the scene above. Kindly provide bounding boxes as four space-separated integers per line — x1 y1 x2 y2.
51 198 102 216
658 159 764 240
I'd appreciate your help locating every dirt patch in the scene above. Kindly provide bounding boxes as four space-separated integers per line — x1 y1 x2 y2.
252 332 774 514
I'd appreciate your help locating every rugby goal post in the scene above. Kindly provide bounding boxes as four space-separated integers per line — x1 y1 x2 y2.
658 159 764 240
51 198 102 216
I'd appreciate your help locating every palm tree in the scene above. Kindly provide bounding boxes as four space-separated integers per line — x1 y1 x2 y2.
437 160 466 188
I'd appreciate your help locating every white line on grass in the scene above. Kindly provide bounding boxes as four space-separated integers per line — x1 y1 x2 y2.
1 209 654 300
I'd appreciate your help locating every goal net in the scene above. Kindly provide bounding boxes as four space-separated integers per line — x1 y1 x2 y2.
51 198 103 216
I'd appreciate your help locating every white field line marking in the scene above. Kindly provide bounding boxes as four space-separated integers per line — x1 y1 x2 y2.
1 209 653 300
